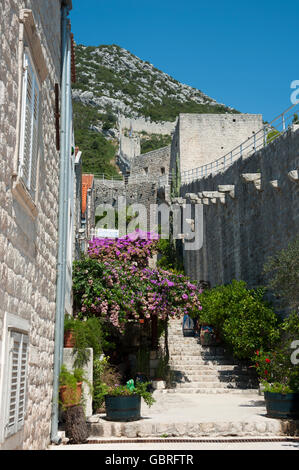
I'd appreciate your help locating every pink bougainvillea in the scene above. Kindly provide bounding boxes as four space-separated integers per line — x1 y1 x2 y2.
73 230 202 330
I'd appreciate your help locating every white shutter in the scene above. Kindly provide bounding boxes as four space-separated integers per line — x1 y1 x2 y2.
5 332 29 438
19 51 40 199
29 78 40 199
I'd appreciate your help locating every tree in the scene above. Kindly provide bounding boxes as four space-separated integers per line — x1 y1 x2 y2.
263 237 299 310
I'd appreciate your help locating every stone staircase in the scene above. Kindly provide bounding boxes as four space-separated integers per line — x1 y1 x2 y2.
159 317 258 394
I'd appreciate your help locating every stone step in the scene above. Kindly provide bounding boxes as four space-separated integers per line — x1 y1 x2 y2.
170 364 248 371
172 372 256 381
154 388 259 394
171 365 256 374
170 381 255 389
169 358 238 365
87 415 281 439
169 351 227 357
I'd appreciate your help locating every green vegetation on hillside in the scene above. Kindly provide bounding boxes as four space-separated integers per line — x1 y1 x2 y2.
72 43 239 174
140 134 172 154
140 100 236 123
73 101 119 177
73 44 238 123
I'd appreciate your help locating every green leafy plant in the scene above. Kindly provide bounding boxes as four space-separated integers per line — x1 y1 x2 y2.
157 238 184 274
103 380 156 407
59 364 86 388
72 231 202 330
266 128 281 144
263 236 299 310
194 280 280 360
253 312 299 393
140 134 171 154
64 315 106 368
136 348 150 376
92 356 121 412
59 365 90 410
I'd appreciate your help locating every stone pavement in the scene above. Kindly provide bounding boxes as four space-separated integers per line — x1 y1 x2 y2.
83 391 299 439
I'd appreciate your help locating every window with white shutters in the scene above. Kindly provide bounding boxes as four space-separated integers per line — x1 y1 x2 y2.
5 331 29 438
19 50 40 200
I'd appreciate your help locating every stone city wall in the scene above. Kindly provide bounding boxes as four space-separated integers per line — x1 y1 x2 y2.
180 127 299 293
121 116 176 135
171 113 263 175
94 178 160 234
130 146 171 178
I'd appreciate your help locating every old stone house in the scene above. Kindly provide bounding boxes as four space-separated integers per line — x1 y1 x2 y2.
0 0 76 450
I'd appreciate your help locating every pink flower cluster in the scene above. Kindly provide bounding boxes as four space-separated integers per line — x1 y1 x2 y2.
88 230 159 268
74 229 202 330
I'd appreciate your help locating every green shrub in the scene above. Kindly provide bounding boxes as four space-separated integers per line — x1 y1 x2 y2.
263 236 299 310
253 312 299 392
64 315 106 368
196 280 280 360
156 238 184 274
92 356 121 412
140 134 171 154
59 364 85 388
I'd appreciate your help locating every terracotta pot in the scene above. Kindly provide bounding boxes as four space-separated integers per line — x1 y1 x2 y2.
64 329 75 348
59 382 82 408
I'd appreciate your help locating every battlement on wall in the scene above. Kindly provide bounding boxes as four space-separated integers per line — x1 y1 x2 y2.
179 126 299 291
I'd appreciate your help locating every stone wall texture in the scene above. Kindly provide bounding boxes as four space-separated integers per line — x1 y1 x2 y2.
180 128 299 291
94 178 160 234
120 116 176 135
130 146 170 178
0 0 62 450
94 147 172 235
171 113 263 175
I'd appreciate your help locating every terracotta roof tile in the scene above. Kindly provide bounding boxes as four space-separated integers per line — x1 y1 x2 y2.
82 174 94 215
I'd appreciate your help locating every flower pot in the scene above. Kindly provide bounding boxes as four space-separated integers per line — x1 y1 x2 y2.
200 325 216 346
104 394 141 422
64 329 75 348
264 391 299 419
182 314 195 337
59 382 83 408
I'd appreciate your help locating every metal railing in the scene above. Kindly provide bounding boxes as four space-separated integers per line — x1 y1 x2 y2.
93 173 124 182
181 102 299 184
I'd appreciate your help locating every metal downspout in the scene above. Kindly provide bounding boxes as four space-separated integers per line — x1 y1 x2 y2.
59 26 72 368
50 4 70 445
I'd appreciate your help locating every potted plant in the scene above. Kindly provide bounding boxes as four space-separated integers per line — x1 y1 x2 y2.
64 315 76 347
254 313 299 419
103 379 155 422
92 356 121 414
59 365 86 409
64 315 104 368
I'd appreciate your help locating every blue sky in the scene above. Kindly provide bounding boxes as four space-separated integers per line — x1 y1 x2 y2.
70 0 299 122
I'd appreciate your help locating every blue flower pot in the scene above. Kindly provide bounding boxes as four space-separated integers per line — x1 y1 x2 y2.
104 394 141 422
264 391 299 419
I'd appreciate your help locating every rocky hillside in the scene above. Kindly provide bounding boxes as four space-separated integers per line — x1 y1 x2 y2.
72 44 236 123
72 44 238 175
